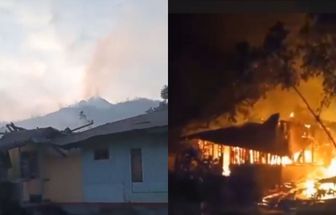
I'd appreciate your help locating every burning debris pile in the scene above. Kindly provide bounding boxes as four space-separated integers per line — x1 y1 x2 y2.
260 159 336 210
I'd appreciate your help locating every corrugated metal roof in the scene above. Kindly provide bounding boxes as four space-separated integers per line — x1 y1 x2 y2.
52 109 168 147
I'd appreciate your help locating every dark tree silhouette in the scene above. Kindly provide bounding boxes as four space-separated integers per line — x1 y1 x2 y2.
146 85 168 113
170 14 336 128
161 85 168 101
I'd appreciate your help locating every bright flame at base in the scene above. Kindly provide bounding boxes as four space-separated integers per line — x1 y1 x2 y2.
222 146 231 176
323 159 336 178
300 158 336 200
303 180 317 198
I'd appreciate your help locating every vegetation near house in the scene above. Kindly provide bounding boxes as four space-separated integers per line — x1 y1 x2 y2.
161 85 168 101
147 85 168 113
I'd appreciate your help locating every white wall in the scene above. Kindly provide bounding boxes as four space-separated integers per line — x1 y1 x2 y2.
81 130 167 203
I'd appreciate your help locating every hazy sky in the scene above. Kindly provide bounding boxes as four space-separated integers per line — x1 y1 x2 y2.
0 0 167 121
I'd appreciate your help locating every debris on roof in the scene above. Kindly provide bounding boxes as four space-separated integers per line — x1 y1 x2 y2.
0 110 167 150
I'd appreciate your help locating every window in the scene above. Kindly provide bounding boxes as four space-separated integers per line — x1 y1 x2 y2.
130 148 143 182
20 151 38 179
94 148 109 160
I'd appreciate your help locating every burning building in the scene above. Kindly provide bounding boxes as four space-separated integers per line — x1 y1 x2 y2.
172 111 336 204
169 13 336 214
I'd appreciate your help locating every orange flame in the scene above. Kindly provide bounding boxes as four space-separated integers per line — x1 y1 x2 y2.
222 146 231 176
289 112 295 118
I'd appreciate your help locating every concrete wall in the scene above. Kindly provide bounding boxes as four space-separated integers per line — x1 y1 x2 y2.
9 145 84 203
82 131 168 203
43 148 84 202
8 144 42 202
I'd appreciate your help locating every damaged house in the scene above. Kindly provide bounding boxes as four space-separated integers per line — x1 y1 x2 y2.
174 112 336 192
0 110 167 207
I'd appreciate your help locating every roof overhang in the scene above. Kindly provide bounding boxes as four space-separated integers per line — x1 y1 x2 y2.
184 113 290 156
58 125 168 149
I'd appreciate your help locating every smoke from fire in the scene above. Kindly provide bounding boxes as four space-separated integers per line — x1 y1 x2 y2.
83 1 167 101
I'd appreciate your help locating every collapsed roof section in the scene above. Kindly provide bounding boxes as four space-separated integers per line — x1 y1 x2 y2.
0 127 62 151
0 110 168 151
185 113 291 156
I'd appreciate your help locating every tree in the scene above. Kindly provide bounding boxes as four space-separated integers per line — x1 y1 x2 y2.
146 85 168 113
170 14 336 128
161 85 168 102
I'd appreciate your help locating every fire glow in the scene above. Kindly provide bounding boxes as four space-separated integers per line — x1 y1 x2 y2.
260 158 336 205
197 139 315 177
190 111 336 204
290 112 295 118
300 159 336 200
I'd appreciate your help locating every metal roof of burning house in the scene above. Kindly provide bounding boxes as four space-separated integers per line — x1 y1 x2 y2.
184 113 290 156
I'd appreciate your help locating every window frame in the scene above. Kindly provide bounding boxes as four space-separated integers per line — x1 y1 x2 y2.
20 151 39 179
130 148 143 183
93 147 110 160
